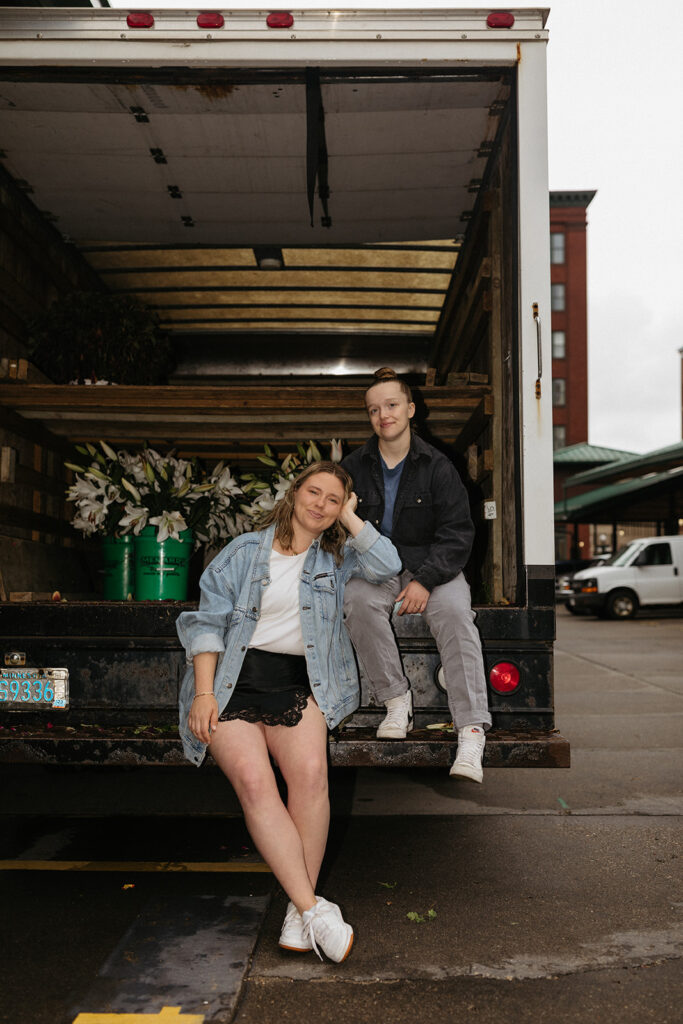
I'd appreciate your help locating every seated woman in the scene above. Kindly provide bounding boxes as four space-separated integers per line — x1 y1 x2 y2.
177 460 400 963
342 367 492 782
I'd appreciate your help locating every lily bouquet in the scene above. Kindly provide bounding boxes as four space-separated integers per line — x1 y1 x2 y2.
66 442 243 547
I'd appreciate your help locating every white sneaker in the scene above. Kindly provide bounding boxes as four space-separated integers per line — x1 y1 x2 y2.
449 725 486 783
376 690 414 739
301 896 354 963
278 901 313 953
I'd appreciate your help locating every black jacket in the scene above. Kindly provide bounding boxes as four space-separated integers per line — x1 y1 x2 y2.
342 433 474 592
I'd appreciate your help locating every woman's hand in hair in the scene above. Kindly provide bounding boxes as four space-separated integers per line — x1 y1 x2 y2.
339 491 363 536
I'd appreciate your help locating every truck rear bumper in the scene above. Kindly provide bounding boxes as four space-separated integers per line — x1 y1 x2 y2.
0 726 570 769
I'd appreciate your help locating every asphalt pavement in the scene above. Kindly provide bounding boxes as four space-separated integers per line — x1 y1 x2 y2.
1 606 681 1024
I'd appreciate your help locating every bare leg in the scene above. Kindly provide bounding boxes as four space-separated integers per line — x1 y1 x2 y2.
209 717 317 914
265 697 329 889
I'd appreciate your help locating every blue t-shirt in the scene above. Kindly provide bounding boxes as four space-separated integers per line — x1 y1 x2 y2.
380 454 406 537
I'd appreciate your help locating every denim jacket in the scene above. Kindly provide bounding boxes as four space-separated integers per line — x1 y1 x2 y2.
176 521 401 765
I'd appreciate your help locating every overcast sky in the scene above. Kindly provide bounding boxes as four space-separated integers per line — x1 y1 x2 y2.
105 0 682 455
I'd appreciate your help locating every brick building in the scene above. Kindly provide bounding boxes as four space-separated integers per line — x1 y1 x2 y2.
549 190 595 451
550 190 596 559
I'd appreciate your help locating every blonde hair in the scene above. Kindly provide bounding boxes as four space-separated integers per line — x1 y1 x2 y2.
257 461 353 566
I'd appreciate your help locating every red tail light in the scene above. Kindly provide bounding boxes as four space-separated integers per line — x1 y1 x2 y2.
489 662 520 694
126 13 154 29
267 12 294 29
197 13 225 29
487 12 515 29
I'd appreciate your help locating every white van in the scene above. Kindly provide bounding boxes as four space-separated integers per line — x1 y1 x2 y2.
568 536 683 619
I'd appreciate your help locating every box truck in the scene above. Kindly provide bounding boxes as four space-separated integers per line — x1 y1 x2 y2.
0 5 568 770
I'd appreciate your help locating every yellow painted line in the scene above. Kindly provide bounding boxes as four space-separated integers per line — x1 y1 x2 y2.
73 1009 204 1023
0 859 270 873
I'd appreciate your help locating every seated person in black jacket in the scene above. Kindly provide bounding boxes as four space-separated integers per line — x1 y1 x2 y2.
342 367 491 782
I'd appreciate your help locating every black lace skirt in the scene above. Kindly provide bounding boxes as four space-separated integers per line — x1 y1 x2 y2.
218 648 312 727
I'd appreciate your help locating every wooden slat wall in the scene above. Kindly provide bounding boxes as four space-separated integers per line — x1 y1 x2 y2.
0 382 492 462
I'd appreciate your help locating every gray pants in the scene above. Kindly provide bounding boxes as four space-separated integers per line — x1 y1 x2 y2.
343 570 492 731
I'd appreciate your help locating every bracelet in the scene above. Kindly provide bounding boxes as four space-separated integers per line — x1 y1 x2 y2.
192 691 216 702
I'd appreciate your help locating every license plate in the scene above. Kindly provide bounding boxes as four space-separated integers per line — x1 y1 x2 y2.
0 668 69 710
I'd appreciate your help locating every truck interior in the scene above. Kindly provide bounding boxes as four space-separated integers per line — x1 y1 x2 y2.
0 64 521 606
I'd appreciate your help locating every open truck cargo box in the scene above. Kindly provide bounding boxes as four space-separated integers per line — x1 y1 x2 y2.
0 6 567 769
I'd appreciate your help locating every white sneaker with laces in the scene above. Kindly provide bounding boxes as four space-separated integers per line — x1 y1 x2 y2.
301 896 354 963
449 725 486 783
376 690 414 739
278 901 313 952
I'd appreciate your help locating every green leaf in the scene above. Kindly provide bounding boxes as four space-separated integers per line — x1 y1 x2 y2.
257 455 278 467
406 912 425 923
427 909 437 920
378 881 398 889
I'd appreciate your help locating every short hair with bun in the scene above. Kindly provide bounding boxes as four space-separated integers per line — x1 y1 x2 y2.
367 366 413 403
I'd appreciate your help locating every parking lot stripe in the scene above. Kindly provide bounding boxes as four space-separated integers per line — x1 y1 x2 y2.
0 858 270 872
73 1009 205 1023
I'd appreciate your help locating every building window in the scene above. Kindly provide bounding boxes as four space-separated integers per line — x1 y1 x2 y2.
551 283 565 311
552 330 566 359
550 232 565 264
553 425 566 450
553 378 566 407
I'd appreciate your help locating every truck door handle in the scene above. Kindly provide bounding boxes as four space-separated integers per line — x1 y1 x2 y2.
533 302 542 399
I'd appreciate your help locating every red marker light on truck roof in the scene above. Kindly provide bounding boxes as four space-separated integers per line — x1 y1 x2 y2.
266 12 294 29
197 13 225 29
126 13 154 29
489 662 520 694
487 12 515 28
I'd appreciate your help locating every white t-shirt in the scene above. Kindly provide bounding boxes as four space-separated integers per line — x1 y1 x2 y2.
249 548 308 655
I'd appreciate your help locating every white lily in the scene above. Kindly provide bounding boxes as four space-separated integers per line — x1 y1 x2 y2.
273 476 292 503
118 452 148 486
172 458 191 489
216 466 242 496
149 510 188 543
255 492 276 513
330 439 343 463
118 502 149 536
72 499 108 535
72 512 100 537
